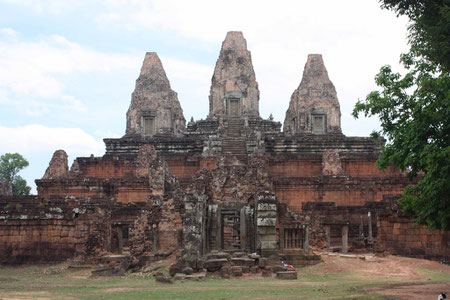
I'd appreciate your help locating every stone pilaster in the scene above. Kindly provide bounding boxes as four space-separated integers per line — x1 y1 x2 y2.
256 192 277 257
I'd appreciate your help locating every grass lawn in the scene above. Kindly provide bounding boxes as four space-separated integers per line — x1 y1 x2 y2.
0 255 448 299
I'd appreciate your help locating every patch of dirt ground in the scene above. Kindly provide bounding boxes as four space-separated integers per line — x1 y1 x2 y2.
370 282 449 300
312 252 449 280
309 252 450 299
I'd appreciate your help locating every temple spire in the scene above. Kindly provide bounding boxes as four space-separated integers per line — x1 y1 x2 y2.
284 54 341 135
208 31 260 119
126 52 185 137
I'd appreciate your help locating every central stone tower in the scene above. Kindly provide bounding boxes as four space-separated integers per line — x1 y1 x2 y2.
208 31 260 119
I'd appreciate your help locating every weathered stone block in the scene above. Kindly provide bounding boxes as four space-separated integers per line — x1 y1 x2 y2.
257 226 276 235
169 263 181 277
257 217 276 226
173 273 186 280
185 272 206 281
206 251 231 260
260 240 277 249
155 275 173 284
182 267 194 275
257 203 277 211
230 266 243 277
231 257 256 266
204 258 229 272
276 271 297 280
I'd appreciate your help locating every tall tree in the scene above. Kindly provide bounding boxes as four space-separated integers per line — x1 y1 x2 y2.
353 0 449 231
0 153 31 195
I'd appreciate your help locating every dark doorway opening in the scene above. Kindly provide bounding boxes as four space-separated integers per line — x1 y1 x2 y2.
229 99 240 117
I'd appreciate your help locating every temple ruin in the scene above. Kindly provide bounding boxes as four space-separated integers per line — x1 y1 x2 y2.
0 32 448 272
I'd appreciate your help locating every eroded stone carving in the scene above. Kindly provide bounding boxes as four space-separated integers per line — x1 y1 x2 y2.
126 52 186 137
42 150 69 179
208 31 259 119
135 144 158 178
322 149 344 175
284 54 341 135
130 144 184 260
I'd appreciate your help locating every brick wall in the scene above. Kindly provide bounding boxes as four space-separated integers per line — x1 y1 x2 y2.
377 216 450 261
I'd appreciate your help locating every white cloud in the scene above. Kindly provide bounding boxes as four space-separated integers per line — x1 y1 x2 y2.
61 95 86 112
0 0 86 14
162 56 211 83
0 30 142 115
0 28 217 120
0 124 106 194
0 28 17 38
0 125 104 156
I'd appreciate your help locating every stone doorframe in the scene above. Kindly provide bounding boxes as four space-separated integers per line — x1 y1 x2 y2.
322 220 350 253
227 98 241 117
110 222 131 254
211 203 255 253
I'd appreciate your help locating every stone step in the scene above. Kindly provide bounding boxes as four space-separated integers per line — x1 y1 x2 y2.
226 118 242 137
222 145 246 148
222 147 246 151
221 151 247 155
223 142 246 145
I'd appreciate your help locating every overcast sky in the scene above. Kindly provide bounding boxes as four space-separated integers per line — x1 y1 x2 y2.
0 0 409 193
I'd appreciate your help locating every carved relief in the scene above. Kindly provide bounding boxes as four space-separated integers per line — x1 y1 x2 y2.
322 149 344 175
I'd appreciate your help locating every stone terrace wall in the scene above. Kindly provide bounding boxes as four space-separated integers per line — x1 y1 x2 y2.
273 176 409 212
301 201 387 251
377 214 450 262
0 196 112 263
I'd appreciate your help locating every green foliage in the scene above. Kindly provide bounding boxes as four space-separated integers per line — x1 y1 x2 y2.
353 1 450 231
0 153 31 196
12 176 31 196
15 203 22 212
381 0 450 72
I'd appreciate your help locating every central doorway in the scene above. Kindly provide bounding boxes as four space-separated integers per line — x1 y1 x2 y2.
229 99 240 117
221 210 241 250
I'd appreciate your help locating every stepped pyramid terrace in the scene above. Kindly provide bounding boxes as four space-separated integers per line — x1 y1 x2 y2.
0 32 448 274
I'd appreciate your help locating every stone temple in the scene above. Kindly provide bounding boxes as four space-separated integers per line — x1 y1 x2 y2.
0 32 448 271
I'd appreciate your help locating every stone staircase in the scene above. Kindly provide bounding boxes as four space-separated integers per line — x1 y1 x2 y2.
222 117 247 163
226 117 241 137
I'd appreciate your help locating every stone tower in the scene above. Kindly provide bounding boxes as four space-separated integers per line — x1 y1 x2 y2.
284 54 341 135
208 31 260 119
126 52 186 137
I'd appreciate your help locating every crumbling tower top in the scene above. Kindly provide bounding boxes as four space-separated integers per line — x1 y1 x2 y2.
126 52 186 137
208 31 260 119
284 54 341 135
